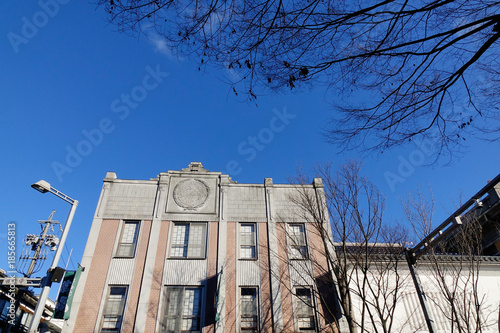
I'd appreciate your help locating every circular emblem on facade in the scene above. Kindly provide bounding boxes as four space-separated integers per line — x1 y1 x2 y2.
173 179 209 210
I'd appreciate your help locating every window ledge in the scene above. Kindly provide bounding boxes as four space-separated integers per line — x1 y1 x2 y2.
168 257 207 260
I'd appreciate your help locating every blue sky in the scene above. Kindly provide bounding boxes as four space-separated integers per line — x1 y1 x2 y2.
1 2 499 298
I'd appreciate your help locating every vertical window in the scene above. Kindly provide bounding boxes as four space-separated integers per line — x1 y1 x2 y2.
170 223 207 258
161 287 202 333
240 287 259 332
240 223 257 259
294 288 316 331
100 286 128 332
289 224 308 259
116 221 140 257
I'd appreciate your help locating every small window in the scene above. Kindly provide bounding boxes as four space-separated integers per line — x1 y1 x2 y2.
241 287 259 332
115 221 140 257
161 287 202 333
170 223 207 258
100 286 128 332
240 223 257 259
288 224 308 259
294 287 316 331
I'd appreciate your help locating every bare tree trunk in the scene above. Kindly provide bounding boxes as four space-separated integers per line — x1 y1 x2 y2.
286 161 409 333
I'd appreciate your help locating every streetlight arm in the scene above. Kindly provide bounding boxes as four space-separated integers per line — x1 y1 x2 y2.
48 187 75 205
31 180 75 205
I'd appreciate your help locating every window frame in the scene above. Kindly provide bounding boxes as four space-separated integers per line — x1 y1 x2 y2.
114 220 140 258
239 223 258 260
160 286 203 333
99 285 128 333
288 223 309 260
240 286 260 332
293 286 317 332
169 222 208 259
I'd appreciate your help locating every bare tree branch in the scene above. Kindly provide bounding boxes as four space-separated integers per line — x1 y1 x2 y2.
99 0 500 159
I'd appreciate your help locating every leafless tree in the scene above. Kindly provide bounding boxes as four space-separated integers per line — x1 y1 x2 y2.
276 161 411 332
99 0 500 157
403 188 498 332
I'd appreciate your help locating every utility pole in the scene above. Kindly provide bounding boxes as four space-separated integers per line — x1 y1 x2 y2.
21 210 60 278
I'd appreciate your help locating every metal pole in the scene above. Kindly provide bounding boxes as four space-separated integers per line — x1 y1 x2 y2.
55 248 72 302
28 200 78 333
405 250 436 333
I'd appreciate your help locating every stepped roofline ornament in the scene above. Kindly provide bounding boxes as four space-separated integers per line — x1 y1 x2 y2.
181 162 209 173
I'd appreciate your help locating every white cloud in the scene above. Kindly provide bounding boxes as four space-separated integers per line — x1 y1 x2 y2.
143 25 184 62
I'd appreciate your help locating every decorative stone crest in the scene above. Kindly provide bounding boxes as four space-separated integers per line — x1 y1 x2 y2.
173 179 209 210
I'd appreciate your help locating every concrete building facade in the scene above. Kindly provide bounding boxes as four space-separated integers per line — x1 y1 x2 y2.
62 162 338 333
60 163 500 333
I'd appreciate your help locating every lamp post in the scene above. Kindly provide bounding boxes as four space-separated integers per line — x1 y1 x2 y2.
28 180 78 333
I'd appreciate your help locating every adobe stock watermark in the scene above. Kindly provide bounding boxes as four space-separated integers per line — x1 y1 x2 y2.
7 0 71 54
225 107 297 176
51 64 169 182
384 137 438 192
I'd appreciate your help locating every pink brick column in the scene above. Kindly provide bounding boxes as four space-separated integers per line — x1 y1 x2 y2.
259 223 273 333
74 219 119 332
276 222 294 332
145 220 170 332
306 223 338 333
123 220 152 333
225 222 237 332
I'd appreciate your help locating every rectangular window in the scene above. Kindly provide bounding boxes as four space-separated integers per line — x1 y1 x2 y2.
100 286 128 332
161 287 202 333
170 223 207 258
240 223 257 259
240 287 259 332
115 221 140 257
289 224 308 259
294 288 316 331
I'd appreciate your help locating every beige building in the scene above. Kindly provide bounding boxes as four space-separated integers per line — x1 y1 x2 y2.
62 162 338 333
57 162 500 333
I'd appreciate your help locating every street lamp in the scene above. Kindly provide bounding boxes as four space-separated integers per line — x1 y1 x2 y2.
28 180 78 333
